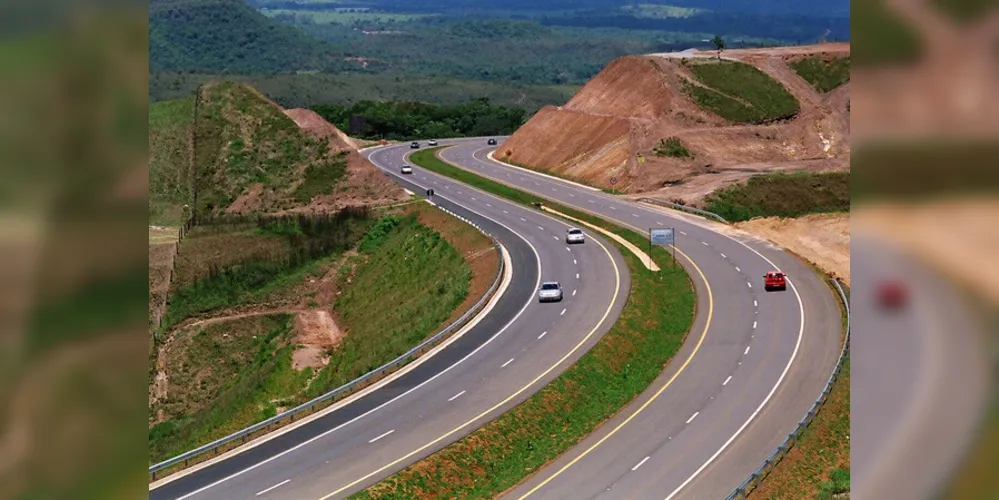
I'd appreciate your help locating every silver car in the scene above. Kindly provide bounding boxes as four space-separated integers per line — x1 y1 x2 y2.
428 139 438 146
538 281 563 302
565 227 585 244
400 165 413 174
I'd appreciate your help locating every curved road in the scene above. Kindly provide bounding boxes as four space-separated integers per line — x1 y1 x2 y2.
149 142 629 500
851 233 992 500
433 138 843 499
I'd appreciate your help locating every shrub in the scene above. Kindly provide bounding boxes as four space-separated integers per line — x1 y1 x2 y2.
653 137 691 158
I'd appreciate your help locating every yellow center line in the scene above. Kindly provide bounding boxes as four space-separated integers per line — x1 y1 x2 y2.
517 245 712 499
320 227 623 499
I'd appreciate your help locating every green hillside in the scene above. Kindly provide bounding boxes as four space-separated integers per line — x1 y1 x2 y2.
192 81 344 217
150 96 196 226
150 0 338 73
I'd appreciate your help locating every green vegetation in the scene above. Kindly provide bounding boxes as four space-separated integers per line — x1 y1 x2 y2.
354 148 694 500
703 171 850 221
303 212 472 398
653 136 691 158
149 314 308 462
790 56 851 93
150 96 195 226
749 358 850 499
930 0 998 25
263 9 436 24
621 3 705 18
293 151 349 203
162 211 374 332
192 81 344 217
851 140 999 202
852 0 923 67
683 60 800 123
152 207 483 462
150 0 340 73
311 98 526 140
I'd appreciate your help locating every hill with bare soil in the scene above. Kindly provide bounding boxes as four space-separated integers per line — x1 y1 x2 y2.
498 43 850 201
189 81 406 217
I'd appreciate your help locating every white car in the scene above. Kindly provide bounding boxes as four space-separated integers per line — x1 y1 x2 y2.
400 165 413 174
428 139 438 146
565 227 585 244
538 281 563 302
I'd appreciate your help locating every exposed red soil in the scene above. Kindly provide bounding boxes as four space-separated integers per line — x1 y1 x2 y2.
500 44 851 198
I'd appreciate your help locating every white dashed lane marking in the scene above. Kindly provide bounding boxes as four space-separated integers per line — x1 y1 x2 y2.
632 457 651 471
686 412 699 424
723 376 732 386
448 391 466 402
368 430 395 443
744 346 751 355
256 479 290 496
501 358 515 368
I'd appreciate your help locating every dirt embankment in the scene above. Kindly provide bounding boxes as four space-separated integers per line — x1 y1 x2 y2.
735 213 850 286
500 44 851 200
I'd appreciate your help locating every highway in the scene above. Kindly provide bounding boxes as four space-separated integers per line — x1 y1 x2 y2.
851 234 991 500
433 138 843 499
148 142 630 499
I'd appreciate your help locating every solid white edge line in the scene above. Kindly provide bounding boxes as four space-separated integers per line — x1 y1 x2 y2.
686 412 699 424
368 429 395 443
162 145 544 499
632 457 651 471
255 479 290 496
448 391 466 402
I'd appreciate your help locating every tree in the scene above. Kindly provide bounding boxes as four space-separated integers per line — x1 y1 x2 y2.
711 35 725 59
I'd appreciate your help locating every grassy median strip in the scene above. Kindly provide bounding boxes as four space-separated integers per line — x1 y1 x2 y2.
350 149 695 499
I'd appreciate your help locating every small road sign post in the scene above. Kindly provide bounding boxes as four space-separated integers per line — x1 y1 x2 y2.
649 227 676 270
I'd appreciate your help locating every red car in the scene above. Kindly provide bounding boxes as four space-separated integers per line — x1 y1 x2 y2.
877 280 908 310
764 271 787 291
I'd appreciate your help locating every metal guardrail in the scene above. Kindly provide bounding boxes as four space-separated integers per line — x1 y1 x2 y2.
724 278 851 499
149 205 506 480
637 197 729 224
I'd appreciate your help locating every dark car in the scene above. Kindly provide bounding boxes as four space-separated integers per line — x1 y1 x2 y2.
410 141 420 149
487 138 497 145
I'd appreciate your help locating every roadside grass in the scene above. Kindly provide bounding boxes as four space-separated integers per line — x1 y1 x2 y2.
749 283 850 499
148 314 308 462
261 9 435 24
150 96 195 226
703 171 850 222
852 0 923 67
303 212 472 398
352 148 695 499
748 357 850 499
150 207 490 464
682 60 800 123
789 56 851 93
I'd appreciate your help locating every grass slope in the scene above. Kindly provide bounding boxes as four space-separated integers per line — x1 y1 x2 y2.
683 59 800 123
703 171 850 222
303 212 473 398
352 148 695 499
790 56 851 93
151 209 480 462
193 81 345 217
150 96 195 226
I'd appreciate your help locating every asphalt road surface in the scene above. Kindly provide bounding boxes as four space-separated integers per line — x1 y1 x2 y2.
433 138 843 500
148 142 630 499
851 234 991 500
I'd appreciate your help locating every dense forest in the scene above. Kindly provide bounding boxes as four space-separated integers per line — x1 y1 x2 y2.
310 98 527 140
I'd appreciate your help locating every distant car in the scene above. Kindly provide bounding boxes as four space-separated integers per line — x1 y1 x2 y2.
428 139 438 146
410 141 420 148
876 280 908 310
487 138 497 145
565 227 585 244
400 165 413 174
538 281 563 302
763 271 787 291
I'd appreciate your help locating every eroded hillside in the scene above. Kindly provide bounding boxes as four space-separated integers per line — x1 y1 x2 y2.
498 43 850 201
